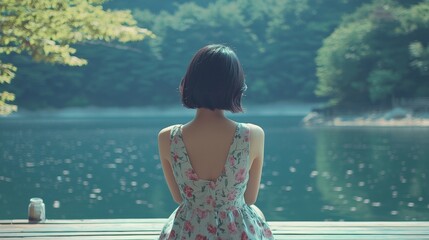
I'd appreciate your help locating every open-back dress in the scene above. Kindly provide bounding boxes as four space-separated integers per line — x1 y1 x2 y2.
159 123 274 240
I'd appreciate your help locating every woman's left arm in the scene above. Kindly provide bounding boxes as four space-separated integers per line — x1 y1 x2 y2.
158 127 183 204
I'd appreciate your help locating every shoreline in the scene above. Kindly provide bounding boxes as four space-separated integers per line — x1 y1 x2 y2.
3 104 429 127
310 116 429 127
0 102 321 118
303 107 429 127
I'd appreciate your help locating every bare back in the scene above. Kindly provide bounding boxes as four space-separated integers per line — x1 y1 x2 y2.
180 120 237 181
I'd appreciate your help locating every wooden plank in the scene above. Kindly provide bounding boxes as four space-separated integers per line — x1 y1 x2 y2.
2 225 429 234
275 236 429 240
3 219 429 226
0 218 167 224
1 235 429 240
1 219 428 239
268 221 429 227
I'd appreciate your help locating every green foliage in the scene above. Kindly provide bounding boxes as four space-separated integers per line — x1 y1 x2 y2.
316 20 373 104
0 0 153 115
133 0 370 103
409 42 429 75
7 0 370 110
316 0 429 106
367 69 400 102
0 60 17 114
263 0 370 101
9 0 428 110
0 90 17 115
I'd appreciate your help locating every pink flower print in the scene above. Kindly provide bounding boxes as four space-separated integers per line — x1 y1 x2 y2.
245 129 250 142
209 181 216 190
227 190 237 201
241 231 249 240
263 228 273 237
233 209 239 218
219 211 227 219
197 208 208 219
183 185 194 198
207 224 217 234
229 156 235 166
185 168 198 181
206 195 213 205
196 234 208 240
173 152 179 162
228 222 237 234
249 225 255 235
184 220 194 232
235 168 246 183
228 206 237 211
205 195 216 207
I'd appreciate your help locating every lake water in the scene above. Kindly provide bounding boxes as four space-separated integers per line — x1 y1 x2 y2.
1 115 428 221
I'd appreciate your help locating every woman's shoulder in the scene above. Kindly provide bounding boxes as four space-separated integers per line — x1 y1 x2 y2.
158 124 181 142
243 123 264 136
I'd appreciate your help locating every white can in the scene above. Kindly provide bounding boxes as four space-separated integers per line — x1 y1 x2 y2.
28 198 46 223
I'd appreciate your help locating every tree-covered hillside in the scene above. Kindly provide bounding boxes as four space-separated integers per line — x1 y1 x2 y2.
316 0 429 108
3 0 428 110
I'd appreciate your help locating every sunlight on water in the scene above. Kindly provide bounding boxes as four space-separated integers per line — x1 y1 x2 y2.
0 116 428 221
53 200 60 208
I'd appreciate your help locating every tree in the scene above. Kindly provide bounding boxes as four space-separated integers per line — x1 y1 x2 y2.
134 1 265 104
9 0 411 110
0 0 153 115
138 0 369 104
315 0 429 107
261 0 371 101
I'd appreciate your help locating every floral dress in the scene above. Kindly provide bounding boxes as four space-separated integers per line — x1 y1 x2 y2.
159 123 274 240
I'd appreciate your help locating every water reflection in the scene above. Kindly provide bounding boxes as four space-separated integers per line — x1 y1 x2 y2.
313 128 429 220
0 116 428 221
0 118 175 219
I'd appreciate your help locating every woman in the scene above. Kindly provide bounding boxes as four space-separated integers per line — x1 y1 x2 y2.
158 44 274 239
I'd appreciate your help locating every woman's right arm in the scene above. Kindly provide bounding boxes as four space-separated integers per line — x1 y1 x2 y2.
158 126 183 204
244 124 265 205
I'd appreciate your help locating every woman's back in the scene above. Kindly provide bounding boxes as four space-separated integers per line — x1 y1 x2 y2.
181 117 238 181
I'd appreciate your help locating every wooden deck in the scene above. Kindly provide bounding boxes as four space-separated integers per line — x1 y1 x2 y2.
1 219 429 239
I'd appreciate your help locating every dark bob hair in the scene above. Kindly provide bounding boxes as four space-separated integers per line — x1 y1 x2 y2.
180 44 246 113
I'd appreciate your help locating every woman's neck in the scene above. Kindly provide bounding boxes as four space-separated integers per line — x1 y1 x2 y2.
184 108 236 132
193 108 227 123
195 108 225 118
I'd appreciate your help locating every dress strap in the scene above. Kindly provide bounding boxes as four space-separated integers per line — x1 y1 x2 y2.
169 124 181 142
234 123 251 168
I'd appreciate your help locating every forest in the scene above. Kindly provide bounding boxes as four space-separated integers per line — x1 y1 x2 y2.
1 0 428 111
